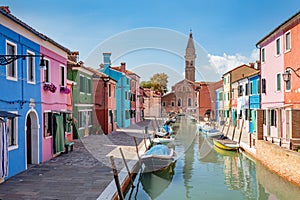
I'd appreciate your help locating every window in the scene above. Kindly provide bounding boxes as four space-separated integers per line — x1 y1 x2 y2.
276 73 281 91
218 92 223 100
108 84 111 97
285 69 291 91
87 78 92 94
171 102 174 107
262 78 266 93
245 83 249 95
257 79 260 94
224 77 226 84
6 41 17 80
276 38 280 55
125 110 130 120
188 98 192 107
250 82 253 95
238 85 243 96
261 48 265 63
60 66 65 86
88 111 92 126
80 76 85 93
285 32 291 52
44 112 53 137
227 92 230 100
79 111 85 128
162 102 166 107
27 51 35 83
245 109 249 120
177 98 182 107
7 114 18 148
263 110 266 125
43 59 50 83
270 109 277 127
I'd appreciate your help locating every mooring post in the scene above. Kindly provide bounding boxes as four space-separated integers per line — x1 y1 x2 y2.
238 120 244 144
110 156 124 200
232 125 236 140
225 118 231 137
133 137 142 167
119 148 135 187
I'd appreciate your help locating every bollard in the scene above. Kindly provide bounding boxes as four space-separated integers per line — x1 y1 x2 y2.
119 148 135 187
133 137 142 167
110 156 124 200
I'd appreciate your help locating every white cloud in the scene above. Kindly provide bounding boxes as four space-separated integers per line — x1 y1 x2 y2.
208 49 259 76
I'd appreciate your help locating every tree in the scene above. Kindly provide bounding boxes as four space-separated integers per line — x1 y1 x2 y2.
140 73 168 95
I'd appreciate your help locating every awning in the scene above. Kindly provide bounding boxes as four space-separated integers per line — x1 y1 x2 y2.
0 111 20 118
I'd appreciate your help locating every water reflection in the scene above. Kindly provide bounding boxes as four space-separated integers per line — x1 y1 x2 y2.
125 117 300 200
140 162 176 199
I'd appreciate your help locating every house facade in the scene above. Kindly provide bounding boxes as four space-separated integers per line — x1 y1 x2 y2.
102 53 131 128
0 8 43 178
67 59 94 139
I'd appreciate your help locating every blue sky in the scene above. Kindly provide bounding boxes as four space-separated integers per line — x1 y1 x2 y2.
2 0 300 83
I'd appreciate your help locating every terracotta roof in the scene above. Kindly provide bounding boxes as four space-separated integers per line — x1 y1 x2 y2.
0 6 71 53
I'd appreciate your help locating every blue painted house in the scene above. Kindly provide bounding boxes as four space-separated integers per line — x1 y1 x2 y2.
0 7 43 179
101 53 131 128
215 86 224 125
248 72 260 134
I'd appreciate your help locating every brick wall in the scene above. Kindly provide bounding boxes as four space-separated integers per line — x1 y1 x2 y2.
256 140 300 186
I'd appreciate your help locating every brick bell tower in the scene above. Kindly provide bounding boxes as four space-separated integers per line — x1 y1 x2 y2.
184 31 196 82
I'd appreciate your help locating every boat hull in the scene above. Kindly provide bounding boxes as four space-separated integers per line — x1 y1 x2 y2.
141 147 174 172
213 139 239 151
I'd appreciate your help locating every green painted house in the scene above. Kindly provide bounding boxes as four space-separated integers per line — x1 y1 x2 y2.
67 55 94 138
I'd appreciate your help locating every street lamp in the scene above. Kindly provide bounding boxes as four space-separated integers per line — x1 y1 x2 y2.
101 76 110 134
283 67 300 81
0 54 46 69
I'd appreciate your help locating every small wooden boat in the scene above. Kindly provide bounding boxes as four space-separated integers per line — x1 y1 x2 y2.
213 145 239 157
155 126 173 137
141 144 175 172
152 136 175 144
205 129 223 138
213 138 239 151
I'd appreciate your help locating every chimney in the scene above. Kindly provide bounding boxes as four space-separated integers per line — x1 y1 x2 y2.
0 6 11 14
249 62 255 68
255 60 261 70
103 52 111 70
68 51 79 62
120 62 126 72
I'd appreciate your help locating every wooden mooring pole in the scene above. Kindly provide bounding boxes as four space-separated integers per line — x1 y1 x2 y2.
133 137 142 167
238 120 244 144
109 156 124 200
119 148 135 187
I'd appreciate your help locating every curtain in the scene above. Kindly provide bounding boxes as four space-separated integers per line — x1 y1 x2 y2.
0 119 8 180
54 115 65 153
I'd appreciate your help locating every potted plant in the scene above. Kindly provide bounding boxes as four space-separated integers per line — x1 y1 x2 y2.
43 83 57 93
60 86 71 94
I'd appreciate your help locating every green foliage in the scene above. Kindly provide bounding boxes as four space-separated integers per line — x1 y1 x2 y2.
141 73 168 95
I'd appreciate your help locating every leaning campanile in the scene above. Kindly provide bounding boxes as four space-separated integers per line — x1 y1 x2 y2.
184 31 196 82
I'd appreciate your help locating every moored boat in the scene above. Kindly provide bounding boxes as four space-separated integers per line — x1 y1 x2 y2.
213 138 239 151
205 129 223 138
152 137 175 144
141 144 175 172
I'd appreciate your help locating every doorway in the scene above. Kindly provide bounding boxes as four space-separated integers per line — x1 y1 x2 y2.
26 111 39 166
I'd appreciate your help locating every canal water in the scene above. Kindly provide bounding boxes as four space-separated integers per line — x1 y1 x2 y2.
125 117 300 200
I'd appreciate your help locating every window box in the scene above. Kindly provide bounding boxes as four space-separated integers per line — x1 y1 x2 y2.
43 83 57 93
60 86 70 94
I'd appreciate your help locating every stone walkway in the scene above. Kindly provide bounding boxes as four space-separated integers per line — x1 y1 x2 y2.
0 119 155 200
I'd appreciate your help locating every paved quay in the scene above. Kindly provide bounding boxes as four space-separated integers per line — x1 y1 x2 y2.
0 119 156 200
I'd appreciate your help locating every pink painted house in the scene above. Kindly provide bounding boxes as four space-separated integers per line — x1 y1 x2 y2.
256 21 285 140
40 45 71 161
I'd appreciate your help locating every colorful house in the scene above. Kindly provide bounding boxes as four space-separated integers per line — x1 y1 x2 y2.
256 15 286 140
248 71 260 134
101 53 131 128
67 53 94 138
0 7 43 178
86 67 117 134
215 86 224 125
257 11 300 148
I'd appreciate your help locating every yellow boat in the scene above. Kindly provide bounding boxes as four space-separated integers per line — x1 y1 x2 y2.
213 138 239 151
213 145 239 156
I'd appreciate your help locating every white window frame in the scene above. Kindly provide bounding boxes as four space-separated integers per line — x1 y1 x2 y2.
261 48 266 63
276 73 281 92
60 65 66 87
275 37 281 56
27 50 36 84
285 31 291 53
87 77 92 95
7 111 18 151
43 58 51 83
6 40 18 81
